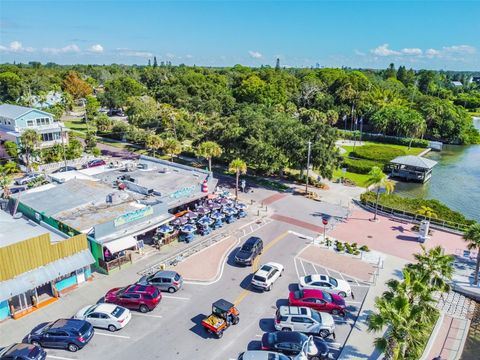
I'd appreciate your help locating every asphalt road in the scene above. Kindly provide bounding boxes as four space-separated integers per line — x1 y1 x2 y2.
39 220 369 360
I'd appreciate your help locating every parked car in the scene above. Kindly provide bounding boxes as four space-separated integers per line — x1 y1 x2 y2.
137 270 183 293
15 173 43 186
74 303 131 332
107 109 125 117
27 318 94 352
261 331 329 359
237 350 290 360
274 306 335 338
298 274 352 298
9 186 27 194
52 166 77 173
289 289 346 316
83 159 106 168
251 262 284 291
0 343 46 360
104 284 162 312
234 236 263 266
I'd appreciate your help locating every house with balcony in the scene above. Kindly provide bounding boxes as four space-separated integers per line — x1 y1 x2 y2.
0 103 68 148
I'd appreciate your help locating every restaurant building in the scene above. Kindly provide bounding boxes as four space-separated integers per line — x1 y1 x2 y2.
12 156 217 274
0 210 94 321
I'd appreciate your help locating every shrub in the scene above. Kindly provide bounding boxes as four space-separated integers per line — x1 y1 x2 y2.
345 243 354 254
338 130 429 148
359 245 370 252
336 242 344 252
360 191 475 226
354 250 361 256
350 145 406 163
342 158 383 174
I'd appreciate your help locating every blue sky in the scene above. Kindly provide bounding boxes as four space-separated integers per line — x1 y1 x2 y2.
1 0 479 70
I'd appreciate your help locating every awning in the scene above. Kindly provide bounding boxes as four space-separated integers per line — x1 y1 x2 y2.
104 236 137 254
0 250 94 301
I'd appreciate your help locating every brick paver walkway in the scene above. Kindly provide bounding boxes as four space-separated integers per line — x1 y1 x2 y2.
261 193 288 205
171 236 238 282
297 246 374 282
271 214 324 233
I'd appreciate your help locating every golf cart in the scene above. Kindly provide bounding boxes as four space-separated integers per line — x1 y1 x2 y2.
201 299 239 338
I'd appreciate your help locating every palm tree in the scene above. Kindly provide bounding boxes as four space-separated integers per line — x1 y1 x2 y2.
145 132 164 158
228 158 247 200
196 141 223 172
365 166 395 221
162 138 182 162
409 245 453 292
416 205 438 221
463 223 480 285
20 129 41 171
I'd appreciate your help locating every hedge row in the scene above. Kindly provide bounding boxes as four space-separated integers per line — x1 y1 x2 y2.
338 130 429 148
342 158 384 174
360 191 475 226
350 145 406 163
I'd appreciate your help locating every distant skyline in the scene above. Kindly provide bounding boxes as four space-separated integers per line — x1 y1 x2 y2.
1 0 479 70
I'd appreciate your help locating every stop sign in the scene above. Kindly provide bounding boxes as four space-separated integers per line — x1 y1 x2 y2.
322 218 328 225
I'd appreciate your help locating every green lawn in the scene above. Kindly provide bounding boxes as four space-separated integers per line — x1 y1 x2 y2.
333 169 371 187
341 141 425 157
64 118 88 132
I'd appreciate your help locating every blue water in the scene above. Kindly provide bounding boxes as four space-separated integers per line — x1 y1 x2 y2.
394 118 480 222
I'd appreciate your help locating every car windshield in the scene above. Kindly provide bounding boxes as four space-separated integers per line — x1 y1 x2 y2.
311 310 321 323
111 306 125 318
329 277 338 287
85 305 97 315
322 291 332 303
304 275 312 283
144 289 160 299
294 290 303 299
261 265 272 272
241 244 253 251
79 322 91 335
174 273 181 281
253 275 266 282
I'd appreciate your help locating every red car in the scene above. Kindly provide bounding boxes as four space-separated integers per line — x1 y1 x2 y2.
289 289 346 316
83 159 106 168
104 285 161 313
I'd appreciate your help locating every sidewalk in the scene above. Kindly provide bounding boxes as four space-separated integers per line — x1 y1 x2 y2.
339 253 408 360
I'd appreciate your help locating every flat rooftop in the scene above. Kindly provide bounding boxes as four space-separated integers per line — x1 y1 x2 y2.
0 210 67 248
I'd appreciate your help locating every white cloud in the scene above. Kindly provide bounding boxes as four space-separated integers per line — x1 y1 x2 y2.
354 49 366 56
443 45 476 55
371 44 400 56
42 44 80 54
248 50 263 59
401 48 422 55
0 40 34 53
88 44 104 53
116 48 153 58
166 53 175 59
425 48 441 57
185 54 193 59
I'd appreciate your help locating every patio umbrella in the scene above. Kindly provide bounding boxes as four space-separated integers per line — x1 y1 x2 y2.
197 216 213 226
208 203 221 210
235 203 247 210
183 211 198 220
210 211 224 220
158 224 174 234
180 224 197 233
171 217 188 226
196 207 210 216
223 207 237 216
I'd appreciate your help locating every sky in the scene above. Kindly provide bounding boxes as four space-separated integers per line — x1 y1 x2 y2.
1 0 479 70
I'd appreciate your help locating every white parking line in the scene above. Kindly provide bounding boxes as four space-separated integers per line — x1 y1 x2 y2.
294 257 300 278
311 262 318 274
300 259 306 276
162 295 190 300
95 332 131 339
255 334 262 337
132 313 163 318
47 356 76 360
346 301 363 305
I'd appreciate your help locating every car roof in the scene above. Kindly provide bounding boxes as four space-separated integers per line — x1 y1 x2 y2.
51 318 85 330
92 303 119 313
279 306 310 316
309 274 329 282
126 284 157 294
0 343 38 357
213 298 234 312
272 331 306 342
240 351 283 360
152 270 178 278
299 289 325 298
245 236 262 245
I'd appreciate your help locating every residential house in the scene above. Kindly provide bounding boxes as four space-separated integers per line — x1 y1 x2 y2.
0 104 68 148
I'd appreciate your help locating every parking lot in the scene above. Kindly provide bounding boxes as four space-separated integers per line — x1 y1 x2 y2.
6 220 371 360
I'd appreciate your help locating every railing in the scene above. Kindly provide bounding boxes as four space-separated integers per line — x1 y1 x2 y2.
99 253 133 274
359 200 469 233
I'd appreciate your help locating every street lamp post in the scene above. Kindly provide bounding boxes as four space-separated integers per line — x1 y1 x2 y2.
322 217 328 242
60 126 67 170
305 141 312 194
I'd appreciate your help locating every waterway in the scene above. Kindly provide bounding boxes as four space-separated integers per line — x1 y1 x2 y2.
394 117 480 222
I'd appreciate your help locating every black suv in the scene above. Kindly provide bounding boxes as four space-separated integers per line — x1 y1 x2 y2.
234 236 263 265
27 319 94 352
0 343 46 360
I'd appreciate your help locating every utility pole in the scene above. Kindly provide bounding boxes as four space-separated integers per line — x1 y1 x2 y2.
305 141 312 194
60 126 67 169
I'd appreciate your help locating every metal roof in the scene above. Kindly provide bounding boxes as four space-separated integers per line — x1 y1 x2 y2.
390 155 438 169
0 103 52 119
0 249 94 300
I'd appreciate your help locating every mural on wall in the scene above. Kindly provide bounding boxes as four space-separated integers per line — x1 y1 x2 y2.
113 206 154 227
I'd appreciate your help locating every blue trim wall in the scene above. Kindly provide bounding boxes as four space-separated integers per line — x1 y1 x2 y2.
55 275 77 292
0 300 10 321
